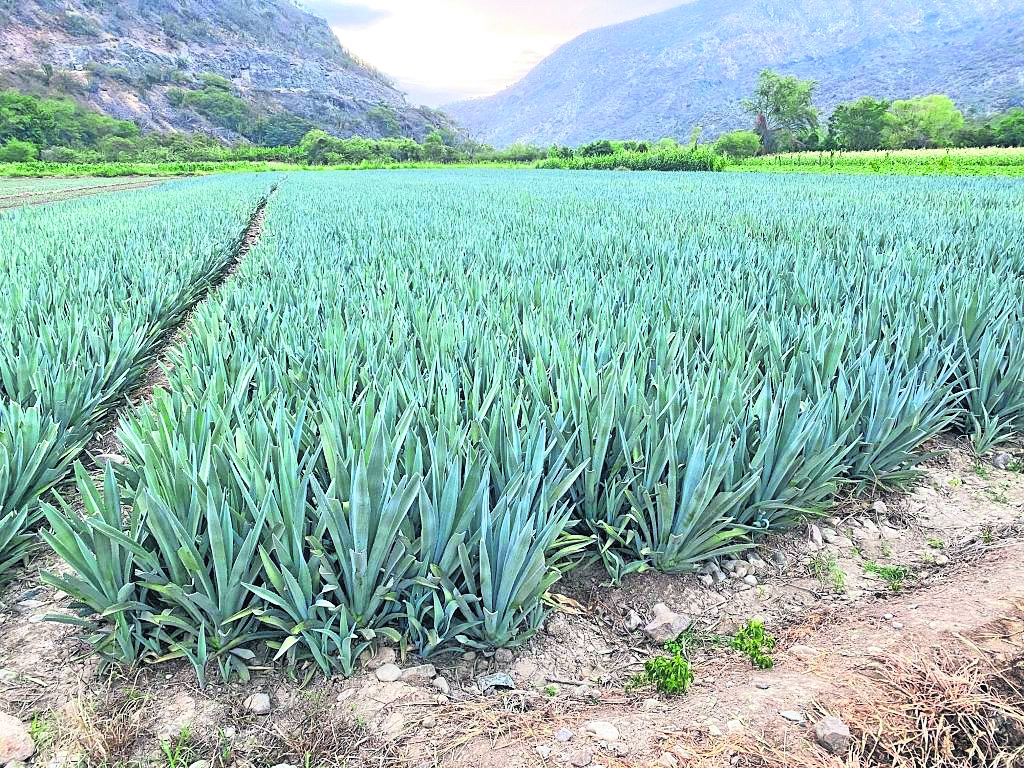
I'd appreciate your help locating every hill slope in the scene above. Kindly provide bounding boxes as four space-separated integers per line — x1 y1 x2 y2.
446 0 1024 147
0 0 449 141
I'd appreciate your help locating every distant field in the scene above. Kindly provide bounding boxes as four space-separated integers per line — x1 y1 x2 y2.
730 146 1024 176
0 176 164 208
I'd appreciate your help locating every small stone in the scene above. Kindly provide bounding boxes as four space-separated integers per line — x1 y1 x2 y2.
815 715 852 755
222 726 237 739
658 753 679 768
536 744 552 759
366 646 396 670
883 613 894 621
993 452 1013 470
743 575 758 586
375 663 402 682
872 500 888 515
432 676 451 695
780 710 806 723
707 724 724 737
494 648 514 665
582 721 618 741
243 692 271 715
477 672 515 693
727 719 743 734
462 651 478 661
892 622 904 630
399 664 436 683
867 645 883 655
935 555 949 566
566 749 593 767
421 716 437 729
642 698 663 711
17 600 45 609
188 761 211 768
698 574 715 588
644 603 690 644
554 728 575 742
809 525 824 547
755 683 770 690
625 610 643 631
789 644 818 661
0 712 35 763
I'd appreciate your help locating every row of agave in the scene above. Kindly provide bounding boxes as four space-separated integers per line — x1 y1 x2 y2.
0 175 278 583
34 170 1024 686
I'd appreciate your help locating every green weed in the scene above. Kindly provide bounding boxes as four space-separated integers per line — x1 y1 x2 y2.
927 538 945 550
864 561 914 592
808 551 846 593
731 620 776 669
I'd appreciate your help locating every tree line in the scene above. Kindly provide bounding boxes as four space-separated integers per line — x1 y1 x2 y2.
714 70 1024 158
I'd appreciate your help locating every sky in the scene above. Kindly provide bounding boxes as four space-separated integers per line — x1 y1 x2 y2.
299 0 684 105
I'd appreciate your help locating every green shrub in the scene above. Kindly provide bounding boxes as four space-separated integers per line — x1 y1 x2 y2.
731 621 776 669
714 130 761 159
0 138 37 162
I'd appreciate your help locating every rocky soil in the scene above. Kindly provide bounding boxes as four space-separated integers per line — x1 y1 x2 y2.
1 438 1022 768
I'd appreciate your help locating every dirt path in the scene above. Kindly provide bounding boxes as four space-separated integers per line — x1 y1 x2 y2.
0 179 166 210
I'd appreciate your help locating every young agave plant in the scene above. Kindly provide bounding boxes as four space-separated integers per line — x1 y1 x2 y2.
962 320 1024 453
459 420 585 648
40 464 155 667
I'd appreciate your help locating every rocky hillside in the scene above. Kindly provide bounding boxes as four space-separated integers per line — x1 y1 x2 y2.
0 0 451 142
446 0 1024 147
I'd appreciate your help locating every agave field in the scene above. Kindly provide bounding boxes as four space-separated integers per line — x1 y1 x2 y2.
1 169 1023 686
0 174 276 581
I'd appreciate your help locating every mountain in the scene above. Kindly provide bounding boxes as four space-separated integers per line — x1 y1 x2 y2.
0 0 451 142
446 0 1024 148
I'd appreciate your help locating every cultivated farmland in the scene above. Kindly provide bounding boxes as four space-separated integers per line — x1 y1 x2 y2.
1 170 1023 765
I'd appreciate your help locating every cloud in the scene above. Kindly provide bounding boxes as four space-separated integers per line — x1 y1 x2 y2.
300 1 390 29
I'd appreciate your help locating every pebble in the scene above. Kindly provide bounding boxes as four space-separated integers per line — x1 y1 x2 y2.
993 452 1013 470
883 613 894 621
707 724 724 737
554 728 575 742
780 710 806 723
642 698 663 710
755 683 771 690
566 748 593 767
243 692 271 715
625 610 643 630
375 663 402 683
872 500 888 515
892 622 904 630
536 745 552 759
0 712 35 763
432 676 451 695
935 554 950 566
399 664 436 683
727 719 743 734
421 716 437 729
658 753 679 767
644 603 690 644
494 648 514 665
815 715 852 755
582 721 619 741
366 646 396 670
477 672 515 693
698 574 715 588
17 600 45 609
743 575 758 586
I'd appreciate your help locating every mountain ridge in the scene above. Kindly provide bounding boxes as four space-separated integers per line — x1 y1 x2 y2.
446 0 1024 147
0 0 450 142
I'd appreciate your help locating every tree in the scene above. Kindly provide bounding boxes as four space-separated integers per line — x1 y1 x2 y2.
827 97 889 151
882 95 964 149
741 70 818 153
714 130 761 159
994 108 1024 147
0 139 37 162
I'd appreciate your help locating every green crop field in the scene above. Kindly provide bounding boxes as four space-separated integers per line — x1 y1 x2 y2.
2 169 1023 685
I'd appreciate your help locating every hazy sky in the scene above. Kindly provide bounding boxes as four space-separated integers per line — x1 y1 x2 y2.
300 1 684 105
